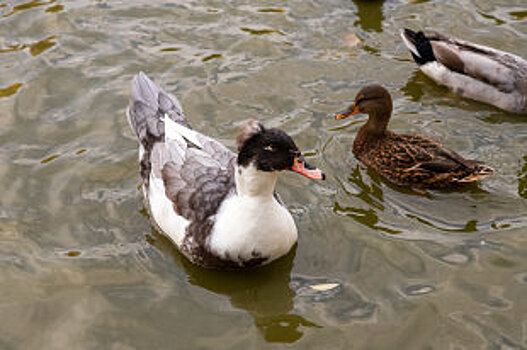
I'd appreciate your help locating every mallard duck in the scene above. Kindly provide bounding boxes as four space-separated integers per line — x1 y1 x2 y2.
335 84 494 188
401 28 527 114
127 72 324 269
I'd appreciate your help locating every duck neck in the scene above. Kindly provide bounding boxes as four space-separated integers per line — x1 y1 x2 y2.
234 163 278 199
359 109 391 139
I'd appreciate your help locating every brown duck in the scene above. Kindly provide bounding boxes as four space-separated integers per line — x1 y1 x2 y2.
335 84 494 189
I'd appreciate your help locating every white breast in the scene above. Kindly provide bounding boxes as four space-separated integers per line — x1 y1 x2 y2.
208 193 298 263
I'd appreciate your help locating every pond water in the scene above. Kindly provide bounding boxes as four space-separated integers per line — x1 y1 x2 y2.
1 0 527 348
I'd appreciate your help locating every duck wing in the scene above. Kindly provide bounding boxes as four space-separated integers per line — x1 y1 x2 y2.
367 133 494 186
374 134 451 169
127 72 236 223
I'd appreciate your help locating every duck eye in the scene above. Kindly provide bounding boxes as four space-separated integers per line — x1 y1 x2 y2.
264 145 274 152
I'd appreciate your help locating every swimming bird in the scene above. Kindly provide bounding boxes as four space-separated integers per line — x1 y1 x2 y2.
400 28 527 114
126 72 324 269
335 84 494 189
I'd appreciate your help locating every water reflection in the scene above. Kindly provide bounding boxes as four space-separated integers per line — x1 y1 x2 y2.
148 231 320 344
351 0 384 33
518 156 527 199
335 166 401 234
400 71 446 103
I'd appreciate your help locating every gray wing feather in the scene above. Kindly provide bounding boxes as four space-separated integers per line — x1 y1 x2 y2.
127 71 188 147
430 39 520 93
162 156 236 222
127 72 237 225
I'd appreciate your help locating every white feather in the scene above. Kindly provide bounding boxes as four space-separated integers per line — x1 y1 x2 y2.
208 164 297 263
147 176 190 247
400 30 420 58
163 114 203 148
209 193 297 263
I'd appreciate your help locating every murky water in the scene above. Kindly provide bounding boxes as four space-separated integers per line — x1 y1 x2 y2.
1 0 527 348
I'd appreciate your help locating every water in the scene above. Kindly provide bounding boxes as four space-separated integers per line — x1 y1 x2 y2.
1 0 526 348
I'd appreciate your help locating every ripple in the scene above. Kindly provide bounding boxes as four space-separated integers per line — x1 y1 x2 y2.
45 4 63 13
240 27 284 36
3 0 56 18
440 253 471 265
202 53 222 62
257 8 286 14
29 35 57 56
40 154 60 164
0 43 28 53
513 272 527 284
509 10 527 20
402 284 436 296
0 82 23 98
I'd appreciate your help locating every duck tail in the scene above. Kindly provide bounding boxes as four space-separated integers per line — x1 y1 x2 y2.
457 164 495 183
400 28 436 65
127 72 190 184
127 72 189 146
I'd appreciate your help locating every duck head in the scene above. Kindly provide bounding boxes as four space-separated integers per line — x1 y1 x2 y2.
236 120 324 181
335 84 393 135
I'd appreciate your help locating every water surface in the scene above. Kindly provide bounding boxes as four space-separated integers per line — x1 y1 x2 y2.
1 0 527 348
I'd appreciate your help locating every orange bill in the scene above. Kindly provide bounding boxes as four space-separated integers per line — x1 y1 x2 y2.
290 156 325 180
334 103 360 120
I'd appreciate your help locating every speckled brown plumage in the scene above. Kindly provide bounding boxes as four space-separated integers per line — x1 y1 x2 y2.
336 84 494 189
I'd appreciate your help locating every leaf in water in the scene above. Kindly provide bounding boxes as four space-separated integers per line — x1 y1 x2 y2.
0 83 23 98
67 250 81 257
310 283 340 291
41 154 60 164
29 35 57 56
45 4 63 13
202 53 222 62
75 149 87 155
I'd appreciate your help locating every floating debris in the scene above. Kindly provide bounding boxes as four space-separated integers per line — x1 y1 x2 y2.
291 276 342 301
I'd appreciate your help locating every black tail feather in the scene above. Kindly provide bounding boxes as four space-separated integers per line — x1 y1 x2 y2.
402 28 436 65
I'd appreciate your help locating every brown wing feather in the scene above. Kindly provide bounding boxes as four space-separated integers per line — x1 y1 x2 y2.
360 133 489 187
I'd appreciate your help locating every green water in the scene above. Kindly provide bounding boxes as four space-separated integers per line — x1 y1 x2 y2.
1 0 526 348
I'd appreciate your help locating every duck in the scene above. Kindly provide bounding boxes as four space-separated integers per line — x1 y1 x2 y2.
126 72 324 269
400 28 527 114
334 84 494 189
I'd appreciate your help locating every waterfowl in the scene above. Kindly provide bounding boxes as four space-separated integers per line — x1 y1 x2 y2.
127 72 324 269
401 28 527 114
335 84 494 189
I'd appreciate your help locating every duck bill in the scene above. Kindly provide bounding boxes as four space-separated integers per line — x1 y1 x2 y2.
290 157 325 180
334 103 360 120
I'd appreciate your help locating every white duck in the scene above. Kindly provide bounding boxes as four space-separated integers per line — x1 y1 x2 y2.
401 28 527 114
126 72 324 269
